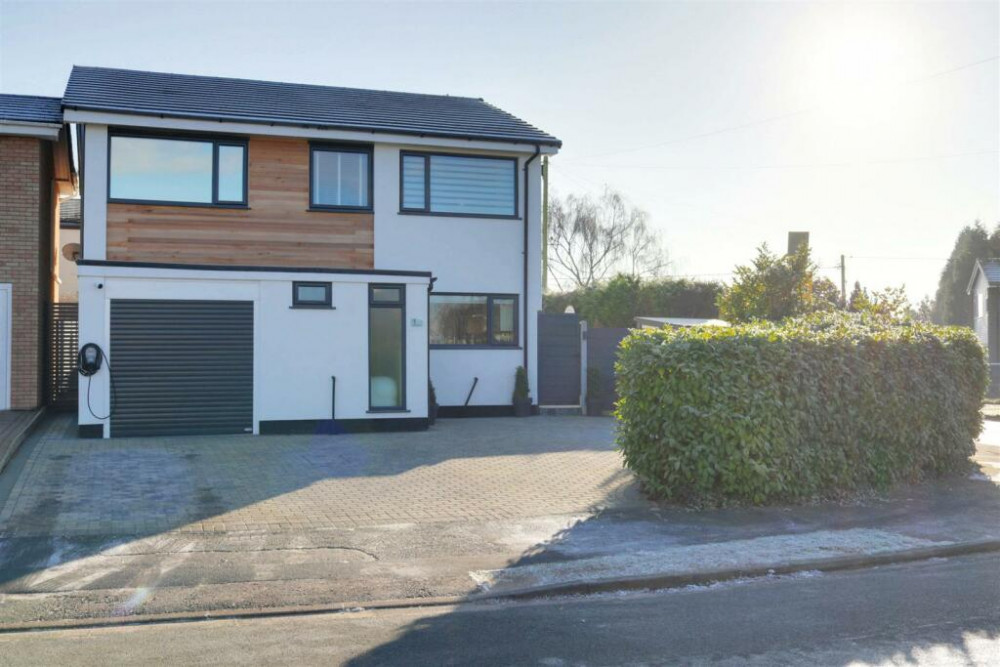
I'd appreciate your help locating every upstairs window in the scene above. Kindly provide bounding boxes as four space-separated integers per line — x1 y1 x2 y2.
401 152 517 218
109 133 247 206
310 144 372 211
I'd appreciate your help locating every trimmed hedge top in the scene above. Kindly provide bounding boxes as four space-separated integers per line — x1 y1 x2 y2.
615 312 986 505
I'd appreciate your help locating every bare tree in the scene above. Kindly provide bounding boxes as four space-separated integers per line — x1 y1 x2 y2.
547 188 668 291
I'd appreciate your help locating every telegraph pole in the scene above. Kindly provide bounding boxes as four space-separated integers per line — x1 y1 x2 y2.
840 254 847 306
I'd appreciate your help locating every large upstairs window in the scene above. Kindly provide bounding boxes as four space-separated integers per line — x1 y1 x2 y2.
400 152 517 218
109 133 247 206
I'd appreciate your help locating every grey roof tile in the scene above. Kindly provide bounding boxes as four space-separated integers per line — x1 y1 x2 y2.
981 259 1000 284
0 94 62 125
64 66 560 147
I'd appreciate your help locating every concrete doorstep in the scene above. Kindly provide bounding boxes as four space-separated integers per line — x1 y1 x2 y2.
0 408 45 475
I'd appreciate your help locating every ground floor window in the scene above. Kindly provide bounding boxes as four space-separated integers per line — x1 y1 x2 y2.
369 284 405 410
430 293 518 347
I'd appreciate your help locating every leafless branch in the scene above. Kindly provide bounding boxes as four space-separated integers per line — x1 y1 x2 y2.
547 187 668 290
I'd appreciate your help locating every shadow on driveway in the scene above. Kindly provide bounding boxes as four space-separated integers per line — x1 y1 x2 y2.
0 412 636 600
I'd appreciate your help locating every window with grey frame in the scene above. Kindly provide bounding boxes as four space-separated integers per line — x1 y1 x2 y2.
310 144 373 211
369 285 406 410
292 282 332 308
400 152 517 217
430 294 518 347
108 133 247 206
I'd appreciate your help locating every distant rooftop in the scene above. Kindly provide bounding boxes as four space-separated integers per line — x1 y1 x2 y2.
979 259 1000 284
0 94 62 125
968 259 1000 293
63 66 561 147
635 316 730 329
60 197 81 227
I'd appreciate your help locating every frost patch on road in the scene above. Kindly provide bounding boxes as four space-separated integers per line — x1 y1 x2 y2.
471 528 944 592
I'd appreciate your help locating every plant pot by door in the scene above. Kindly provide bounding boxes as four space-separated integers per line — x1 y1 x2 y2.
586 398 603 416
513 396 532 417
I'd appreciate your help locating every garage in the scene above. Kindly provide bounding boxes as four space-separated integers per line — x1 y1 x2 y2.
109 299 254 437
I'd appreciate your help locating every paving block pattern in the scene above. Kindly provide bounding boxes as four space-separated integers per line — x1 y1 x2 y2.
0 415 642 537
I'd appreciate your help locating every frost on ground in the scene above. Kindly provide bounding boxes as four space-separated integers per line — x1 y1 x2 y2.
470 528 945 592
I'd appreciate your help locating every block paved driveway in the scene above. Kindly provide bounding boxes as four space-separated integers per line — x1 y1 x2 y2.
0 414 641 537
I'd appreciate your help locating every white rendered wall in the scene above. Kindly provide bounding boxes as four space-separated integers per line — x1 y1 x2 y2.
77 266 429 437
77 116 549 411
80 124 108 260
372 145 543 407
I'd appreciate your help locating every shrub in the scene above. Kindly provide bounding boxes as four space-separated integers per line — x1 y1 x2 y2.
544 274 721 327
614 312 987 505
586 367 603 403
513 366 530 402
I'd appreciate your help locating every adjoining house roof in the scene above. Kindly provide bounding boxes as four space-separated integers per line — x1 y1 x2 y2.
63 66 561 148
967 259 1000 294
635 316 730 329
60 197 81 228
0 94 63 125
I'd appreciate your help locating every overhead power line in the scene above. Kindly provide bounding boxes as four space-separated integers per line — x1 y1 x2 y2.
560 54 1000 163
566 150 999 172
848 256 949 261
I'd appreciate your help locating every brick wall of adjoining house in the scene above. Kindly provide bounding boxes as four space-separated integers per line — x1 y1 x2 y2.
0 135 52 409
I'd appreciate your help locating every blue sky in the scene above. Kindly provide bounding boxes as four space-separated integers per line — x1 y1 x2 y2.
2 1 997 301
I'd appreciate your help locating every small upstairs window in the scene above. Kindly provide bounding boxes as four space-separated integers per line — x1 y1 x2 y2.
310 144 372 211
400 152 517 218
109 133 247 206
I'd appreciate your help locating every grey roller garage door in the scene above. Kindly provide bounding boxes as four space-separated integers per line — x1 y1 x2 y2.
110 300 254 437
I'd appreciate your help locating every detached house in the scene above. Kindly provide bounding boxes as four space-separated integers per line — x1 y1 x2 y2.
62 66 560 437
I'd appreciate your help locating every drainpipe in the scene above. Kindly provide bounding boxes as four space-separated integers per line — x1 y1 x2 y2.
523 146 541 381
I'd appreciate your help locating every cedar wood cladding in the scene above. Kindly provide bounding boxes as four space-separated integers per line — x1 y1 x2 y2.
106 135 374 269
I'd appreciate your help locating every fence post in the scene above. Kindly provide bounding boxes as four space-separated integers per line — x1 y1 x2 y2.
580 320 588 414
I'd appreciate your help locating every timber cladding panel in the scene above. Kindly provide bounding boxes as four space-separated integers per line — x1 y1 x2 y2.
106 136 374 268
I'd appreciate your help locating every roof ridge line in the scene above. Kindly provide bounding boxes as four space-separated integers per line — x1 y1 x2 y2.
70 65 484 103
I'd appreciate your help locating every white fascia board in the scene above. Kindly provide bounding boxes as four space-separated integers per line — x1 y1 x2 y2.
0 121 61 140
77 263 432 285
63 109 560 156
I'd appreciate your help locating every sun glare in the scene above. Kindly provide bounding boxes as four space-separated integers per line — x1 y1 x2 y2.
805 11 913 130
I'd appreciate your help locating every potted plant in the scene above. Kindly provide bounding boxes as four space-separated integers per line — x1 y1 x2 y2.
512 366 532 417
428 380 439 425
586 367 604 416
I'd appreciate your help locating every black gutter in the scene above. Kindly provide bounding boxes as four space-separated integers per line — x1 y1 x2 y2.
523 146 541 378
77 259 433 278
61 104 563 148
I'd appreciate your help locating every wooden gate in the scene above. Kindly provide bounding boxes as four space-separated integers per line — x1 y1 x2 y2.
47 302 79 409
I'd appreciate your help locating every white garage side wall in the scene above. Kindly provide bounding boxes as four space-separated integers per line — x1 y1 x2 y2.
372 144 543 407
77 275 110 434
257 280 428 422
77 266 429 437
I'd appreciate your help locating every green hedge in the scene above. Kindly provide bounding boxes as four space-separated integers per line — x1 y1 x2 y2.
615 312 987 505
